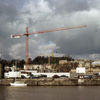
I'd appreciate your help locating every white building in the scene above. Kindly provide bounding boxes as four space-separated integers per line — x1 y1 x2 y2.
76 67 86 74
4 71 21 78
24 64 43 70
59 60 68 65
92 61 100 67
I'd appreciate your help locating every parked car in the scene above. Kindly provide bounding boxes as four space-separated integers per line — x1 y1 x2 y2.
29 74 40 79
21 75 26 79
93 73 100 79
21 74 30 78
40 74 47 78
52 75 60 78
94 73 99 76
60 75 68 78
84 75 92 79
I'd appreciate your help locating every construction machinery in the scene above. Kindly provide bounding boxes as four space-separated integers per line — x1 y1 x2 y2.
11 25 87 70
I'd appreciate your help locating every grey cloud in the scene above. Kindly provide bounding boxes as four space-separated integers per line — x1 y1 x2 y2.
0 0 19 22
45 0 90 14
38 22 100 56
0 0 100 60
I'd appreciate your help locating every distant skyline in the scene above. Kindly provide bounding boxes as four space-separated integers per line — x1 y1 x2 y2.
0 0 100 60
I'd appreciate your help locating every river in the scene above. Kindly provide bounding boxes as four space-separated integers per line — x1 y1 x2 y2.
0 86 100 100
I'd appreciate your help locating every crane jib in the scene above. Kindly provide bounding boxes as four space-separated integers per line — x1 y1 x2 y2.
11 25 87 70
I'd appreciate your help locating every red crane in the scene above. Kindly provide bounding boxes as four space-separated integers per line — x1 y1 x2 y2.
11 25 86 70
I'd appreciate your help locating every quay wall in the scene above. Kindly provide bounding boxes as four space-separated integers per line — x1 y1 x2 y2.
0 78 100 86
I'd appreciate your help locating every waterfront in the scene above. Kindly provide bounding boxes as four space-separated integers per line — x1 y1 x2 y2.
0 86 100 100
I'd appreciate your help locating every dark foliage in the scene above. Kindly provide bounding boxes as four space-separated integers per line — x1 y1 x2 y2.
32 56 74 64
0 56 74 68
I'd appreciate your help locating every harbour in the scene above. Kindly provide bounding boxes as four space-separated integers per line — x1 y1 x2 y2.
1 78 100 86
1 0 100 100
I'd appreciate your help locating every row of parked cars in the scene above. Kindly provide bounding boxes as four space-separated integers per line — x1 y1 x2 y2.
77 73 100 79
21 74 68 79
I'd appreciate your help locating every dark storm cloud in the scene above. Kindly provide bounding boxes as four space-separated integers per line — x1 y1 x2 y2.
0 0 100 59
0 0 23 22
0 0 18 36
0 0 25 59
39 21 100 57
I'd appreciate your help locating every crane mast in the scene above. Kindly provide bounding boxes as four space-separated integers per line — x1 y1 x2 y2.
25 27 29 70
11 25 87 70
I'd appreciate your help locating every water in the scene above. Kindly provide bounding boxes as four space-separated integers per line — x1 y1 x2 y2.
0 86 100 100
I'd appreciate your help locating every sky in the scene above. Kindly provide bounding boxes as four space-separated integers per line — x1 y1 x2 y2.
0 0 100 60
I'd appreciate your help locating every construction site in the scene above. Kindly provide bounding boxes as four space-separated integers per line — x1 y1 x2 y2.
0 25 100 86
